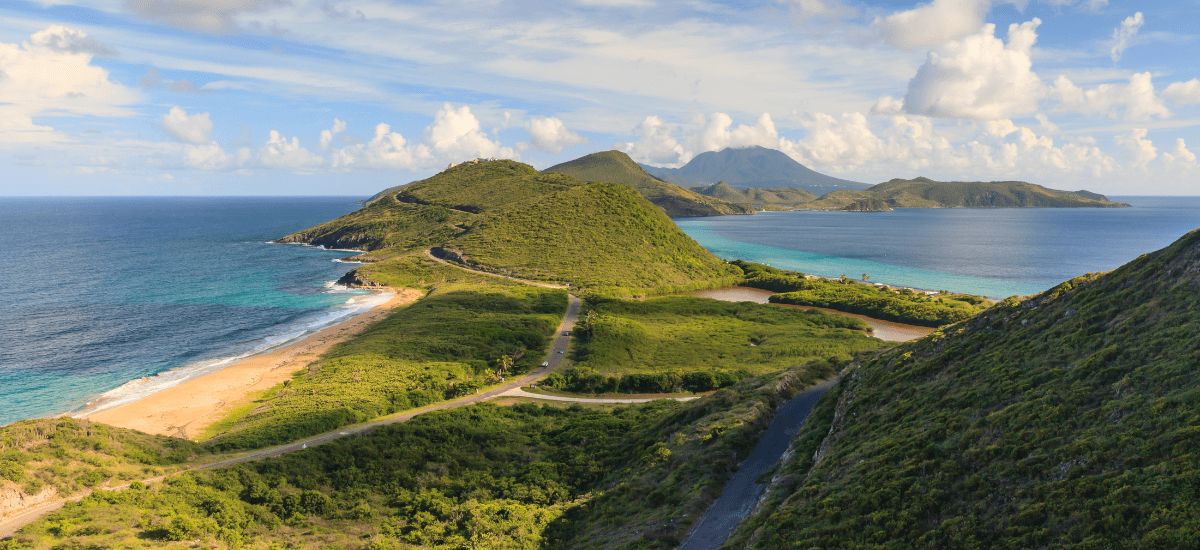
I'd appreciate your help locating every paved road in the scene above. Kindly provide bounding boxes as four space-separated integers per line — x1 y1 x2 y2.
499 386 701 404
677 378 839 550
1 289 581 540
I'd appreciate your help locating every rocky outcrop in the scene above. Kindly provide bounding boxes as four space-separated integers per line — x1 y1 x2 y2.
0 482 56 520
336 268 384 288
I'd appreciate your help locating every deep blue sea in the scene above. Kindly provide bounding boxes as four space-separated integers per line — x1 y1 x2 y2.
0 197 377 426
675 197 1200 299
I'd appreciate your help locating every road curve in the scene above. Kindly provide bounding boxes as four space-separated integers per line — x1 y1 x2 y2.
1 290 581 540
677 378 838 550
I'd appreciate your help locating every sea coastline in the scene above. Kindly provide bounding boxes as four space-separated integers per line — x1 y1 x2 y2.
78 287 422 440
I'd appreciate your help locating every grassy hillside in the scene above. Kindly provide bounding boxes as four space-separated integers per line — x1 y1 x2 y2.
447 182 742 294
279 160 741 294
728 227 1200 549
544 151 753 217
0 418 206 512
542 295 883 394
11 369 832 550
202 263 567 450
693 181 817 208
807 177 1130 209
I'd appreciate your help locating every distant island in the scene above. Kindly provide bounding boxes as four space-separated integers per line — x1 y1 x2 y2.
804 176 1130 210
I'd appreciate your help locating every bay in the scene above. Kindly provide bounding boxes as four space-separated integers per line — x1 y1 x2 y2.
0 197 371 426
675 197 1200 298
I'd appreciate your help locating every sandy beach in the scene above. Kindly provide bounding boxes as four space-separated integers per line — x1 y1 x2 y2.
82 288 424 440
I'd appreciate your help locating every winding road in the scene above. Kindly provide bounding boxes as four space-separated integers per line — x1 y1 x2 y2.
677 378 839 550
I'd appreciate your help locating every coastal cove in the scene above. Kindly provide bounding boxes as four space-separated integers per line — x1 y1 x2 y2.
0 197 372 426
675 196 1200 299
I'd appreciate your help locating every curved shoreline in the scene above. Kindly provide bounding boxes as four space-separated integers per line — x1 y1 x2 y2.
80 288 423 440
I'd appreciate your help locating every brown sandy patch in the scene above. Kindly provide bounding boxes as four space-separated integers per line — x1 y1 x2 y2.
82 288 423 440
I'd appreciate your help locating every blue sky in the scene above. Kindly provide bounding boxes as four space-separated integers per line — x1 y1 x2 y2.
1 0 1197 195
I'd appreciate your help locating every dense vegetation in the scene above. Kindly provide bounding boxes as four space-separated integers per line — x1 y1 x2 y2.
692 181 817 209
734 260 991 327
8 369 827 550
277 160 741 295
544 151 753 217
727 227 1200 549
202 263 567 451
806 176 1130 210
542 295 882 394
0 418 205 507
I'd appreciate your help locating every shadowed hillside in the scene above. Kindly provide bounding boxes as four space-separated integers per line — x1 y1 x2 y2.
729 227 1200 549
544 150 754 217
692 181 817 208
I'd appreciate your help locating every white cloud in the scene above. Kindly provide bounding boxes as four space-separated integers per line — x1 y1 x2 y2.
902 19 1045 119
525 116 588 154
874 0 991 50
786 0 857 24
617 115 689 166
319 118 347 148
424 104 513 160
161 106 213 144
780 112 891 167
1161 138 1196 166
1050 72 1169 121
1163 79 1200 105
329 104 513 171
258 130 324 172
182 142 233 170
1110 12 1143 62
575 0 654 7
123 0 290 34
0 26 140 144
691 112 779 153
1114 128 1157 167
29 25 118 57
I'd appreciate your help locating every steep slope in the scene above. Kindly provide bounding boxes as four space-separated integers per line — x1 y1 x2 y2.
729 227 1200 549
543 150 753 217
807 176 1130 209
693 181 817 208
450 182 740 291
641 146 870 194
278 160 739 293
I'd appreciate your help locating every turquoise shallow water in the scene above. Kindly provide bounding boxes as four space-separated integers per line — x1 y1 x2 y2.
675 197 1200 298
0 197 374 426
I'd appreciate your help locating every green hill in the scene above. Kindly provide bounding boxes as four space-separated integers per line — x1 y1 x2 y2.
277 159 739 293
807 176 1130 209
693 181 817 208
543 150 754 217
729 227 1200 549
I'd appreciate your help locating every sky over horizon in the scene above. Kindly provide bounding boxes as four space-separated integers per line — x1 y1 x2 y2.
1 0 1198 196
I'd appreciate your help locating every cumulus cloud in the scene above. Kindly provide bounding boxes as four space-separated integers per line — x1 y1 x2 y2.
1110 12 1143 62
874 0 991 50
1161 138 1196 166
525 116 588 154
902 19 1045 119
329 104 513 171
617 116 689 166
0 26 140 143
1163 79 1200 105
161 106 214 144
258 130 324 172
182 142 233 170
1050 72 1169 121
29 25 118 57
124 0 290 34
1114 128 1157 167
690 112 779 153
319 118 346 148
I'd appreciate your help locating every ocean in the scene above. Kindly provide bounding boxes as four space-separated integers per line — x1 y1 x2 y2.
0 197 379 426
675 196 1200 299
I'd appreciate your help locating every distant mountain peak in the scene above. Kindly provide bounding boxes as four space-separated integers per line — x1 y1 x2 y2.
639 146 871 195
